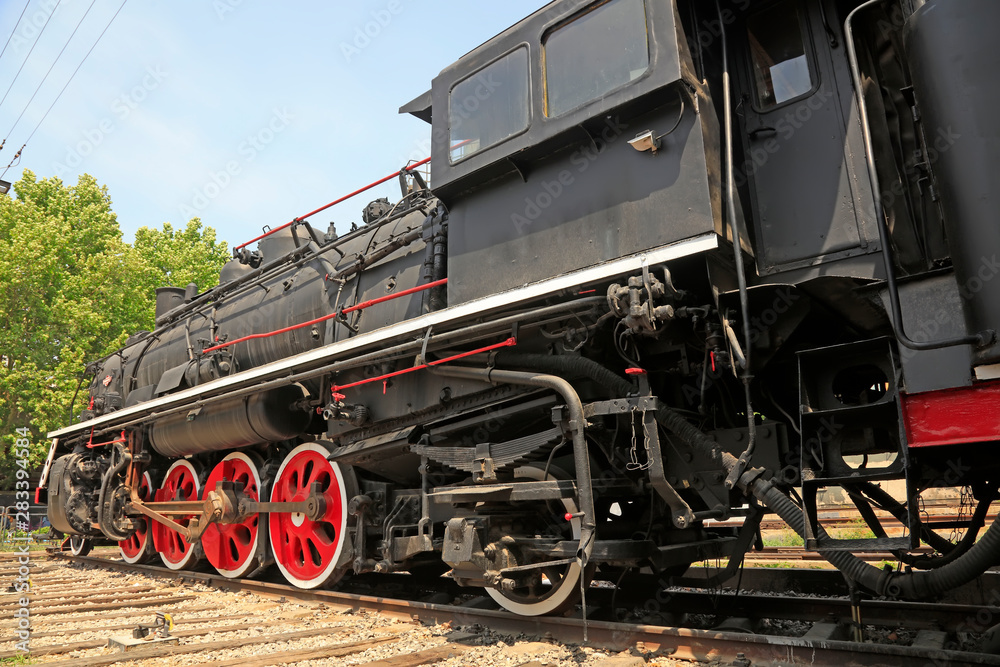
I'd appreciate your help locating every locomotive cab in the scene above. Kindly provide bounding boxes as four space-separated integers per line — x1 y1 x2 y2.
409 0 727 305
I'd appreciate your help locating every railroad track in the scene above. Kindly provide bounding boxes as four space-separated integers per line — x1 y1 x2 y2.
0 550 435 666
1 549 993 666
716 507 996 532
681 566 1000 605
742 546 931 562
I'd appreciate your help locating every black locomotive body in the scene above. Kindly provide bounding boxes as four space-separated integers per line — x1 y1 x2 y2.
41 0 1000 615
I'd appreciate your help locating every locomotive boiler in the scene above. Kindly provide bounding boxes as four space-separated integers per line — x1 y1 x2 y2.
40 0 1000 616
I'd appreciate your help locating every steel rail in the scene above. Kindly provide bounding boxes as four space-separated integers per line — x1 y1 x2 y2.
681 566 1000 605
51 553 1000 666
613 588 1000 633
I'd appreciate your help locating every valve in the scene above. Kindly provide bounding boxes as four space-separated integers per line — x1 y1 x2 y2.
607 269 681 334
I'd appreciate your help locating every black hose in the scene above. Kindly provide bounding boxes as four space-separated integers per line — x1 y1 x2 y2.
905 495 991 570
752 478 1000 599
887 519 1000 598
430 227 447 312
859 479 995 571
492 353 1000 598
849 481 987 566
421 215 448 314
658 407 1000 599
655 405 735 471
67 374 87 423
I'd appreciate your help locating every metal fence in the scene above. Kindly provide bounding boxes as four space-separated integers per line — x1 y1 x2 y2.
0 505 55 546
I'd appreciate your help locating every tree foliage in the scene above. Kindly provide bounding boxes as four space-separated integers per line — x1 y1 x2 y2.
0 171 229 483
133 219 231 293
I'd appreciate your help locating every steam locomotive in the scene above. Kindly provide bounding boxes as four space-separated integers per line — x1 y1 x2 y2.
41 0 1000 616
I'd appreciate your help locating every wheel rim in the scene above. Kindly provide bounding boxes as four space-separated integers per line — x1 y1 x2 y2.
119 471 154 564
152 459 201 570
269 443 350 588
69 535 91 556
486 465 584 616
202 453 262 578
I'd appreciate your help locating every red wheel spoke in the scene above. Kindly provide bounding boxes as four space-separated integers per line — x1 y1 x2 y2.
269 444 351 588
120 472 154 564
152 461 201 570
202 453 263 578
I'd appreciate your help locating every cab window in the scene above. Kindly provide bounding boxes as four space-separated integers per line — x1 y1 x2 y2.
747 0 815 109
543 0 649 118
449 47 530 163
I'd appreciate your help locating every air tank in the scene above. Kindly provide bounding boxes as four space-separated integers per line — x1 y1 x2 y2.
148 385 310 457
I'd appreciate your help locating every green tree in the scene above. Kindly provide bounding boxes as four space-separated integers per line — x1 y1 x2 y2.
0 171 229 483
133 218 230 294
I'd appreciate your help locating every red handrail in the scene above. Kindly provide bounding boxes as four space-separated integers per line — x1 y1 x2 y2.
234 157 432 251
201 278 447 355
331 337 517 395
87 430 126 449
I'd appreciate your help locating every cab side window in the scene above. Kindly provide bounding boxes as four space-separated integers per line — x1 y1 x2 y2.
747 0 815 109
543 0 649 118
449 47 530 163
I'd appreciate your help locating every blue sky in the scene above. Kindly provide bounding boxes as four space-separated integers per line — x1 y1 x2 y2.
0 0 550 247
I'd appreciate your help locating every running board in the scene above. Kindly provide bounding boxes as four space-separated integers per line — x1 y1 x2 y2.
49 233 719 440
428 479 578 504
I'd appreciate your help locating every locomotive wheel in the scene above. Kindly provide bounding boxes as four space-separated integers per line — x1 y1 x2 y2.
152 459 203 570
118 471 156 564
269 443 353 589
68 535 92 557
202 452 264 578
486 465 587 616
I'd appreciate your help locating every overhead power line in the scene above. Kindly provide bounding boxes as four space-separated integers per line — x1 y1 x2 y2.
3 0 99 144
2 0 129 179
0 1 32 71
0 0 64 113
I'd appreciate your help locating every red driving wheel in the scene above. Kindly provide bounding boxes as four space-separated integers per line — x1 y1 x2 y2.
118 470 155 564
152 459 202 570
269 443 352 588
202 452 263 578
